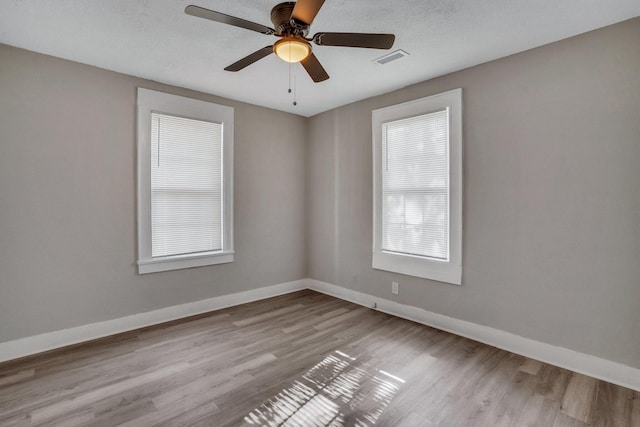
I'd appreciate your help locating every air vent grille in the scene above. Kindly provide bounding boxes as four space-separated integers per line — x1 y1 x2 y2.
374 49 409 65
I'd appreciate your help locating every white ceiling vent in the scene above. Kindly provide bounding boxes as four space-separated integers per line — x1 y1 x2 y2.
374 49 410 65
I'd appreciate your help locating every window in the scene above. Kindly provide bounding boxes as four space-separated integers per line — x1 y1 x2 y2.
372 89 462 284
136 88 234 274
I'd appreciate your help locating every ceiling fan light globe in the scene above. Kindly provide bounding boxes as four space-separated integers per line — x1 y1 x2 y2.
274 38 311 63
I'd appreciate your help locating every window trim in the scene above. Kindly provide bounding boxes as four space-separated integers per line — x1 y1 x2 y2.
136 88 234 274
372 89 462 285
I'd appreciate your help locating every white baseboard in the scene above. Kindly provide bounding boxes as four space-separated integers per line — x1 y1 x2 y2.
2 277 638 393
0 279 306 364
306 279 640 392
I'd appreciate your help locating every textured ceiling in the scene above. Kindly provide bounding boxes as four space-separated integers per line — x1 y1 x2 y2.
1 0 638 117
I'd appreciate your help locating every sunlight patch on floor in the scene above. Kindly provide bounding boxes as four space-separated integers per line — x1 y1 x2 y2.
244 350 404 426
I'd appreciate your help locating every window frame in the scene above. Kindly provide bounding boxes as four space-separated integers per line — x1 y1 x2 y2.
372 89 462 285
136 88 234 274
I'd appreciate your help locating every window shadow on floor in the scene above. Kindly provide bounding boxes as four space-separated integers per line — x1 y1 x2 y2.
244 350 405 426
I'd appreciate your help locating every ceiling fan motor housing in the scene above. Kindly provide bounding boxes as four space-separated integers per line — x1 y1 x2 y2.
271 2 309 37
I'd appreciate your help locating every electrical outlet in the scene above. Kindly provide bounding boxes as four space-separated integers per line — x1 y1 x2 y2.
392 281 399 295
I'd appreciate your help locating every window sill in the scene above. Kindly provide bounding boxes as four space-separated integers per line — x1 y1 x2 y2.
372 251 461 285
137 250 234 274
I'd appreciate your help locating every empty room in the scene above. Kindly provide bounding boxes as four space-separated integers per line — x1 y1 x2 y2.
0 0 639 425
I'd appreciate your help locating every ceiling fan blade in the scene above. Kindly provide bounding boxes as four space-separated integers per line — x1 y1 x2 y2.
185 5 275 35
224 46 274 72
291 0 326 26
313 32 395 49
300 53 329 82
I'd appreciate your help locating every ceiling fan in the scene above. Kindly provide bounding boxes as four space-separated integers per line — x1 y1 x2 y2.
185 0 396 82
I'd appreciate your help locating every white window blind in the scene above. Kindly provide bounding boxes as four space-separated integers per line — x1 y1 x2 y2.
150 113 222 257
382 109 449 260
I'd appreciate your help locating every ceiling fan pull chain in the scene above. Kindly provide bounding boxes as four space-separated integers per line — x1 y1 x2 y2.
293 75 297 106
288 61 292 94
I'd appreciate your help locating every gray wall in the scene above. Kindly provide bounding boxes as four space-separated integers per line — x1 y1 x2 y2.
307 18 640 368
0 44 307 342
1 18 639 370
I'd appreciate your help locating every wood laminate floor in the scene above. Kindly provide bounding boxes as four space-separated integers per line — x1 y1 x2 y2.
0 290 637 426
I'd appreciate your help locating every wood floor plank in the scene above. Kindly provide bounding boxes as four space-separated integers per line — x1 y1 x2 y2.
29 361 191 424
519 358 543 376
231 303 306 327
0 369 35 388
535 364 573 402
43 409 95 427
561 372 598 423
632 391 640 426
553 412 590 427
591 381 637 427
0 290 636 426
91 394 156 427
